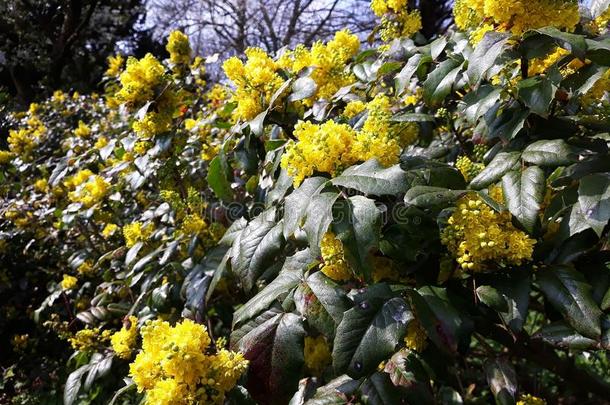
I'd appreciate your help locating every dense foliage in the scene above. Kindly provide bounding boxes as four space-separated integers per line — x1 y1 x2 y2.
2 0 610 404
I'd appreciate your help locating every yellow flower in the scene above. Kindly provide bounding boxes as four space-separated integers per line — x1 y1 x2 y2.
166 30 192 66
111 316 138 359
68 175 110 207
123 222 154 248
440 192 536 271
116 54 166 108
304 336 331 376
404 319 427 352
106 54 124 77
60 274 78 290
74 121 91 138
69 328 111 352
320 232 352 282
0 150 14 164
129 319 248 404
517 394 546 405
77 261 95 276
343 100 366 118
94 136 109 150
34 178 48 192
456 155 484 182
102 223 119 239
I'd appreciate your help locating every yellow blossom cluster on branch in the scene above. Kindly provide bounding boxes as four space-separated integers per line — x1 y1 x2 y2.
303 335 332 376
224 30 360 120
370 0 422 41
111 316 139 359
441 192 536 271
281 94 417 186
454 0 580 36
319 232 352 281
129 319 248 405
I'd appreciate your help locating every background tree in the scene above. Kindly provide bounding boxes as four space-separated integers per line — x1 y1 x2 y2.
0 0 160 105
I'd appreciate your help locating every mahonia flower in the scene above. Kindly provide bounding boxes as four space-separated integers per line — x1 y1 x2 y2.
454 0 579 36
106 54 124 77
343 100 366 118
517 394 546 405
116 54 166 108
130 319 248 404
456 156 484 182
355 94 418 166
371 0 422 40
281 120 359 186
60 274 78 290
166 30 192 66
7 116 46 158
404 319 427 352
68 175 110 207
304 335 331 376
34 178 48 193
11 334 29 351
77 261 94 276
101 223 118 238
441 192 535 271
111 316 138 359
223 48 285 120
69 327 112 352
74 121 91 138
0 150 13 164
320 232 352 281
123 222 154 248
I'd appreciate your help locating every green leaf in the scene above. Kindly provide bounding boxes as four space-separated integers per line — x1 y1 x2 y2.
377 61 402 77
407 287 472 356
332 297 410 378
533 322 599 350
332 196 383 278
470 152 521 190
234 249 315 327
522 139 579 167
303 375 360 405
578 173 610 237
404 186 466 208
533 27 587 59
295 271 351 338
207 154 233 202
494 272 531 333
231 212 285 292
359 372 404 405
331 160 411 195
383 350 434 403
423 58 462 106
485 104 529 141
288 77 317 102
517 77 555 117
467 32 510 86
237 312 305 405
476 285 509 313
484 358 517 405
537 265 603 339
303 192 340 256
125 241 144 266
283 177 328 239
501 166 545 234
391 112 435 123
395 54 431 95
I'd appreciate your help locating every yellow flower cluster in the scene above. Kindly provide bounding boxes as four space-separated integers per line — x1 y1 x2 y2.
130 319 248 405
517 394 546 405
303 335 331 376
456 156 484 182
7 115 46 158
111 316 138 359
279 30 361 106
281 120 358 186
343 100 366 118
224 30 360 119
123 222 154 248
60 274 78 290
68 175 110 207
106 54 124 77
115 53 177 137
454 0 579 36
440 193 535 271
73 120 91 138
282 95 417 186
69 327 112 352
166 30 192 67
370 0 422 41
223 48 286 121
102 223 119 239
0 150 13 164
319 232 352 281
404 319 427 352
583 68 610 106
355 94 418 166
